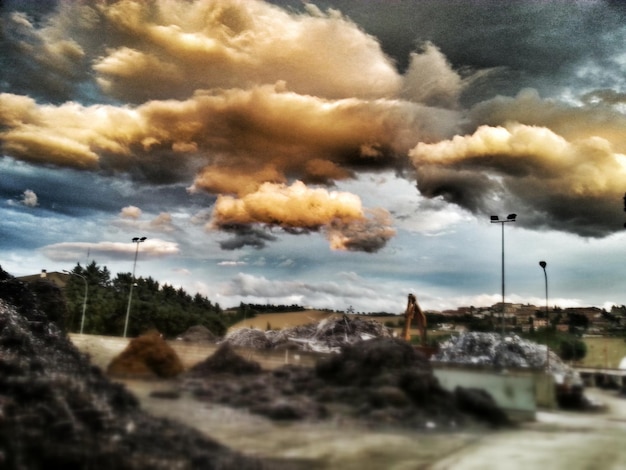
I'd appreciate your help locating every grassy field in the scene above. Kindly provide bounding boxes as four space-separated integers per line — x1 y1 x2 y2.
227 310 402 332
228 310 340 332
580 337 626 368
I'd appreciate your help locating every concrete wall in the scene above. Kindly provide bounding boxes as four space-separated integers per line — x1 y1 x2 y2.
432 364 546 421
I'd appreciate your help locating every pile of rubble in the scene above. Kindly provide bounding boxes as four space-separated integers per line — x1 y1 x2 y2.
224 315 393 353
434 332 550 367
433 332 584 405
433 332 575 373
176 325 217 343
182 337 511 430
0 268 266 469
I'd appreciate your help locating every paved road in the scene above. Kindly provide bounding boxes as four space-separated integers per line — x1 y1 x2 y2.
432 388 626 469
123 380 626 470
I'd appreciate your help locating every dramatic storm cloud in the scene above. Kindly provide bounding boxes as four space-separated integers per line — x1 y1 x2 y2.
2 0 626 311
0 0 465 252
211 181 395 252
411 116 626 237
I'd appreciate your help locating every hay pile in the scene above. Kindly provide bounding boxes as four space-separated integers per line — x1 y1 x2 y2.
0 268 266 469
224 315 393 353
107 330 185 378
183 337 511 430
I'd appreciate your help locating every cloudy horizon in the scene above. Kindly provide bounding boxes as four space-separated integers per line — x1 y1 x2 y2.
2 0 626 314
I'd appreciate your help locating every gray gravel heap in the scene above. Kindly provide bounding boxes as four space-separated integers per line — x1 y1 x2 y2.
225 315 393 353
433 332 581 386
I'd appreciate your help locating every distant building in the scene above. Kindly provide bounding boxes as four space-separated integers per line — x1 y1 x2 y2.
16 270 69 290
515 305 539 324
563 307 603 322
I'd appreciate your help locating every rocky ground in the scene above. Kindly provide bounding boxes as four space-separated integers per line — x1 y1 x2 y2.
178 340 510 430
0 268 292 469
0 265 513 469
5 266 625 470
223 316 393 353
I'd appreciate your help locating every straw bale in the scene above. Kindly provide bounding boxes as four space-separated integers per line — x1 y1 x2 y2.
107 330 184 378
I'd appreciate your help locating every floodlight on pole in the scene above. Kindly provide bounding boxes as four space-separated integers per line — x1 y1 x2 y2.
539 261 549 370
490 213 517 336
63 270 88 334
123 236 147 338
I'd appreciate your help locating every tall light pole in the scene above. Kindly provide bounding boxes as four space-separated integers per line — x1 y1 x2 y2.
63 270 88 334
490 213 517 336
123 236 147 338
539 261 549 370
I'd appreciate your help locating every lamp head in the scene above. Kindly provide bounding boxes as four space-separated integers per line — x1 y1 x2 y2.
490 215 499 221
507 213 517 221
539 261 547 269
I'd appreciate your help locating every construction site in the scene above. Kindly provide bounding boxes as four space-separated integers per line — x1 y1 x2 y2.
2 271 626 469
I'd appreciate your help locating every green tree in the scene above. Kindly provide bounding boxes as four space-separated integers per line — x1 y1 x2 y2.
62 261 227 338
559 337 587 361
567 312 590 331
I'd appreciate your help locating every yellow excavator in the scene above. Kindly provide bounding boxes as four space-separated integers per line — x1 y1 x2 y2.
402 293 428 346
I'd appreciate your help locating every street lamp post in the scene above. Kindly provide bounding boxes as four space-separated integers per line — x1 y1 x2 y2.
490 213 517 336
123 236 147 338
63 270 88 334
539 261 549 370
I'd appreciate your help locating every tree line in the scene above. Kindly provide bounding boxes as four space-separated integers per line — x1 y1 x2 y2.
63 261 226 338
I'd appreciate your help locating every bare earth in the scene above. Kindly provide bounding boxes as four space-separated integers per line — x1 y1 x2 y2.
76 335 626 470
120 380 626 470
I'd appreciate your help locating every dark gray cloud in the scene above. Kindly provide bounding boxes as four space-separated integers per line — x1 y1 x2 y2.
0 159 118 216
0 0 102 104
0 158 207 219
218 224 279 250
274 0 626 102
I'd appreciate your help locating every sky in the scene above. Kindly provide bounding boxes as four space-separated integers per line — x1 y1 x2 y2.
1 0 626 314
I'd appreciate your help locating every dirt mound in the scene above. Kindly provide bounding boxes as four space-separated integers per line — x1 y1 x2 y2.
224 315 393 353
107 330 185 378
176 325 217 343
188 342 261 376
0 268 264 469
315 337 431 386
184 337 511 430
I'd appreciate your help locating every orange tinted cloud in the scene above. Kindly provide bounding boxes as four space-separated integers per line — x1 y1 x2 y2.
410 122 626 236
211 181 363 229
